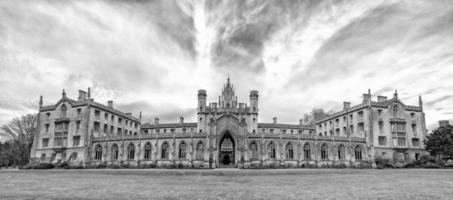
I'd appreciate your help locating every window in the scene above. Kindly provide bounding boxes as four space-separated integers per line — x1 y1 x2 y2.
270 129 274 133
118 128 122 136
338 145 345 160
321 144 328 160
76 121 80 133
111 144 119 160
410 113 415 119
171 129 175 134
103 124 108 134
412 138 420 147
127 143 135 160
70 152 78 161
110 126 114 135
282 129 287 134
196 141 204 160
397 133 406 146
268 142 276 159
144 142 152 160
118 117 122 124
40 153 46 161
60 104 67 118
358 111 363 120
46 112 51 118
349 125 354 135
94 110 100 119
179 142 186 159
77 108 81 116
54 129 68 147
42 138 49 147
93 122 101 133
378 121 383 131
161 142 169 159
95 145 102 160
111 115 114 122
304 143 311 160
393 105 399 117
358 123 364 133
104 113 108 120
250 141 258 160
415 153 420 161
355 146 362 160
286 143 294 160
73 136 80 146
378 136 386 146
45 124 49 132
378 109 382 117
412 124 417 136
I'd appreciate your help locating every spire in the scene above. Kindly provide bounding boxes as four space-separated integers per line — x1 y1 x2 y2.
393 89 398 99
368 88 371 95
62 89 66 98
139 111 142 122
87 87 91 99
39 95 43 108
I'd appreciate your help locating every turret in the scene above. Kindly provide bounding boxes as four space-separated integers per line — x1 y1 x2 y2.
198 89 207 112
419 95 423 111
250 90 259 113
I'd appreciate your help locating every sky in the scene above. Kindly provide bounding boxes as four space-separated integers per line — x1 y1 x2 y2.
0 0 452 132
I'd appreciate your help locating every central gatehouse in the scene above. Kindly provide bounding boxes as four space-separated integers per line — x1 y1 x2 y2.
30 76 427 168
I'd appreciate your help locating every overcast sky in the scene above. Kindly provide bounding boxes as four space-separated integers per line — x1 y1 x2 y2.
1 0 452 130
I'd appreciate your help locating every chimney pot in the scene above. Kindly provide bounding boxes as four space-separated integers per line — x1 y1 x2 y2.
154 118 160 125
273 117 277 124
343 102 351 110
180 116 184 124
377 96 387 102
439 120 450 127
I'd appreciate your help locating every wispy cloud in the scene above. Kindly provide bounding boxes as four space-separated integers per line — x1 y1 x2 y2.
0 0 452 129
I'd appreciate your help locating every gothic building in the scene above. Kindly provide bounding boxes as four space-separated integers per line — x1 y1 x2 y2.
30 78 427 168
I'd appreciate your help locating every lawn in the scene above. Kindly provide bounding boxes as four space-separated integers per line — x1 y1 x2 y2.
0 168 452 200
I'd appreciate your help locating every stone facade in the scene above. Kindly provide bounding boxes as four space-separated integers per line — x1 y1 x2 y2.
30 78 427 168
316 90 428 165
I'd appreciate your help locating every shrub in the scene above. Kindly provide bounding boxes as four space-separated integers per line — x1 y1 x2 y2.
332 162 347 168
423 162 442 168
375 156 394 168
33 163 55 169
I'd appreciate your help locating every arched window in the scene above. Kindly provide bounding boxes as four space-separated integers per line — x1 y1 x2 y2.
61 104 67 118
144 142 152 160
338 145 345 160
286 143 294 160
393 105 399 117
95 144 102 160
355 146 362 160
179 142 186 159
111 144 119 160
127 143 135 160
161 142 169 159
304 143 311 160
321 144 328 160
196 141 204 160
268 142 276 159
250 141 258 160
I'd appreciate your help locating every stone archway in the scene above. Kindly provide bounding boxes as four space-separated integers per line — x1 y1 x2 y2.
218 131 235 167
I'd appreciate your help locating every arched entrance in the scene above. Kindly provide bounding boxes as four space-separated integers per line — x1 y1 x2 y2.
219 131 235 167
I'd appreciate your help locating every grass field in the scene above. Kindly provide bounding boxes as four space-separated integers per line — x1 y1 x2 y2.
0 169 452 200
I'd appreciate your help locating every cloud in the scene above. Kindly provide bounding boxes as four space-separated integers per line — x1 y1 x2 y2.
0 0 452 131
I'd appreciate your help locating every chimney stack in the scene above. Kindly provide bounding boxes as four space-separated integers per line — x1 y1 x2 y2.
377 96 387 102
78 90 87 101
154 118 160 125
343 102 351 110
107 100 113 108
362 93 371 103
439 120 450 127
299 119 303 125
180 116 184 124
273 117 277 124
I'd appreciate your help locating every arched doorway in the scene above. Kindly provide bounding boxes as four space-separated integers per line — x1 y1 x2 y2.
219 131 235 167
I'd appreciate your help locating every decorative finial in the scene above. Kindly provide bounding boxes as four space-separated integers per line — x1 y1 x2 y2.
62 89 66 98
87 87 91 99
139 111 142 120
368 88 371 95
393 89 398 99
419 95 423 110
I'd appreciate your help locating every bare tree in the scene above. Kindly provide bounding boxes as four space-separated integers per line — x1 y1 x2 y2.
301 108 330 125
0 114 37 166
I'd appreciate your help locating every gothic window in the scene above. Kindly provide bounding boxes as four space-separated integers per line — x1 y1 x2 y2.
196 141 204 160
42 138 49 147
179 142 186 159
321 144 328 160
338 145 345 160
61 104 67 118
95 144 102 160
111 144 119 160
355 146 362 160
127 143 135 160
286 143 294 160
250 141 258 160
304 143 311 160
393 105 399 117
268 142 276 159
161 142 169 159
144 142 152 160
72 136 80 146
